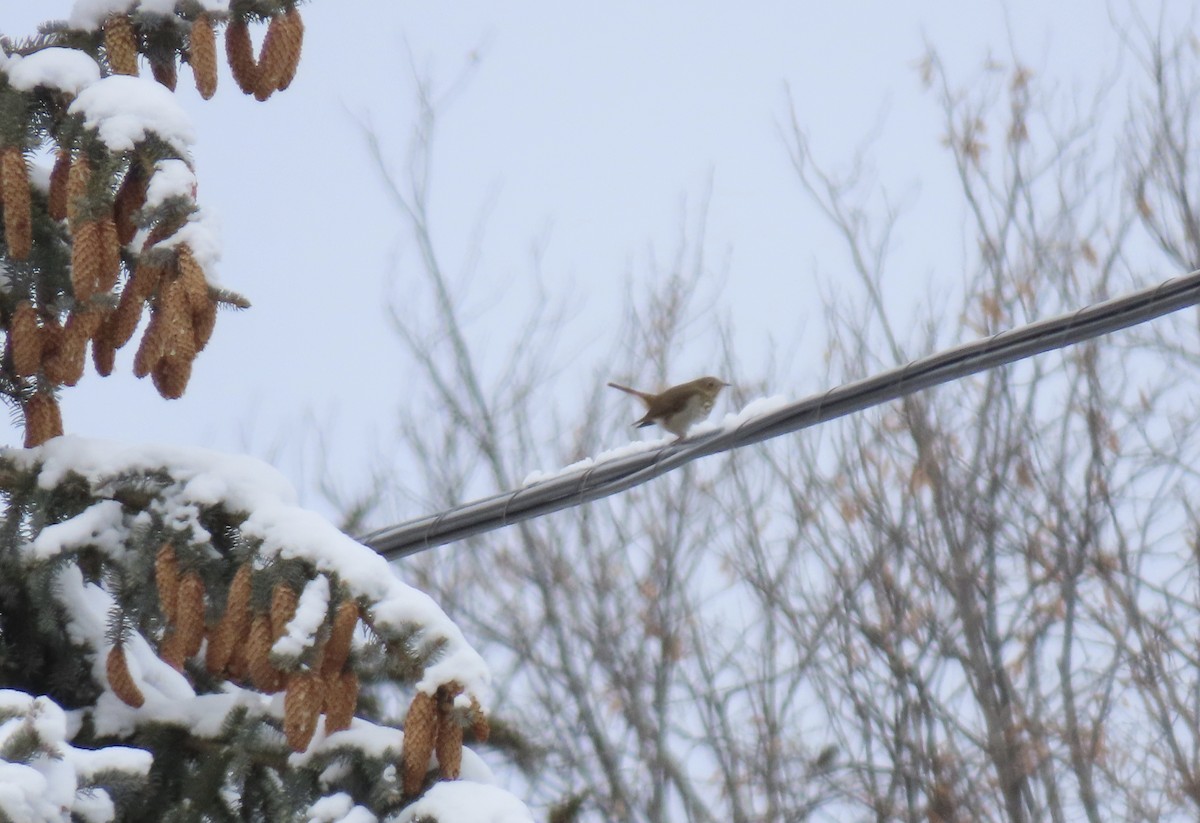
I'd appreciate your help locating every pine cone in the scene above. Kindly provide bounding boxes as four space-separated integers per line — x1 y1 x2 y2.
190 14 218 100
192 298 217 353
247 613 281 692
9 301 42 378
106 645 145 708
435 709 463 780
284 671 323 752
155 543 180 624
22 392 62 448
469 696 490 743
1 146 32 261
270 581 299 642
321 600 359 676
45 308 105 386
96 216 121 293
205 563 252 675
104 15 139 76
275 8 304 91
225 17 259 95
401 691 439 797
150 56 177 90
151 353 193 399
71 219 103 302
38 317 63 374
322 668 358 733
113 161 147 246
175 571 207 659
92 334 116 377
255 12 292 100
133 304 169 378
48 149 70 221
66 154 90 231
159 627 185 671
42 319 87 387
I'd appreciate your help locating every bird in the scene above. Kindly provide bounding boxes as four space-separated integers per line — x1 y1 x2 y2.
607 376 729 439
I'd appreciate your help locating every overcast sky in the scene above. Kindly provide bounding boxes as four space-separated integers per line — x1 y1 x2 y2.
3 1 1182 518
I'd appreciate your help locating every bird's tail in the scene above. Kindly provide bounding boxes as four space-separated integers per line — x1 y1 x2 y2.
606 382 652 406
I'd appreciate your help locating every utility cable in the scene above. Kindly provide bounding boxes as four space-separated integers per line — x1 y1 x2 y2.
362 270 1200 560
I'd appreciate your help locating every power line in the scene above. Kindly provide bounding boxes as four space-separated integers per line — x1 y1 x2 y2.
362 270 1200 560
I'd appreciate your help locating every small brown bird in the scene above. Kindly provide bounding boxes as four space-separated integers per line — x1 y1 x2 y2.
607 376 729 439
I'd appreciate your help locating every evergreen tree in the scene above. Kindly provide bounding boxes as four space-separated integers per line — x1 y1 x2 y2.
0 4 522 820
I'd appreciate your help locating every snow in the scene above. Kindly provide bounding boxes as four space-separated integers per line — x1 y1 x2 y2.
140 159 223 281
68 0 231 30
28 161 52 194
3 48 100 96
307 793 377 823
521 395 791 486
291 719 404 768
153 213 223 279
274 574 331 659
0 690 151 823
68 0 137 29
144 159 197 209
28 499 125 560
389 781 534 823
10 434 490 719
68 75 195 154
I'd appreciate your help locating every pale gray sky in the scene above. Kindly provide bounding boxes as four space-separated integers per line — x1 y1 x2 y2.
2 1 1176 515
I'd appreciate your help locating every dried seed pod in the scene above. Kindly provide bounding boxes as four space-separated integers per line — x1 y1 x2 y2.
10 301 42 378
155 543 180 624
22 391 62 448
247 612 280 692
274 8 304 91
150 55 177 90
175 571 206 659
1 146 32 260
401 690 439 797
321 600 359 676
71 219 103 301
284 671 323 752
104 15 139 76
48 149 70 221
190 14 218 100
322 668 358 733
106 645 145 708
270 581 299 641
66 154 90 231
113 161 147 245
206 563 252 675
225 17 259 95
